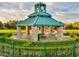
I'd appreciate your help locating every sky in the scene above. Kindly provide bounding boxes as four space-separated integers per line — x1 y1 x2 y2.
0 2 79 23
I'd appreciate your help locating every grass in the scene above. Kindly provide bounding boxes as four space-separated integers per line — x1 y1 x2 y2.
64 29 79 33
0 29 79 37
0 29 78 32
0 29 79 33
0 29 26 37
0 29 26 33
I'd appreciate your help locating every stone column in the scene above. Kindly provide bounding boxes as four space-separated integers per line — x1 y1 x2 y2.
26 26 30 36
41 26 44 34
31 26 38 41
49 27 52 32
57 27 64 40
16 26 22 38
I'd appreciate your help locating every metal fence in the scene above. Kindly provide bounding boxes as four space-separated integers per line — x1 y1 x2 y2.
0 43 78 57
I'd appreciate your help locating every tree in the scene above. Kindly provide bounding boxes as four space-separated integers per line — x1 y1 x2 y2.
0 21 3 29
4 20 18 29
65 24 73 29
73 22 79 29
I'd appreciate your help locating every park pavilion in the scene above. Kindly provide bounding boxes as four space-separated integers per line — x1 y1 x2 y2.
15 2 65 41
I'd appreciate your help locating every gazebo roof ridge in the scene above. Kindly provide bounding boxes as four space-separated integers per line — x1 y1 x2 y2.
28 12 51 17
32 16 39 25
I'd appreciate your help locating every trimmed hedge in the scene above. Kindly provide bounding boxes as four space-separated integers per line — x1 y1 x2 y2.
0 36 78 47
0 33 15 37
23 37 78 47
0 36 27 46
0 36 79 56
0 44 75 57
64 31 79 37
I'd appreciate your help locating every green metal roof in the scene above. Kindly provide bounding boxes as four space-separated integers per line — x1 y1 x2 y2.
18 2 64 27
18 17 64 27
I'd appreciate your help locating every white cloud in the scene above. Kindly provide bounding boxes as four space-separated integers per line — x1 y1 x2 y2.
53 12 79 23
70 8 79 13
0 2 79 23
0 8 30 23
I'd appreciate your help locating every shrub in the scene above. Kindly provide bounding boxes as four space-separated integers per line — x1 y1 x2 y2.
0 44 76 57
0 36 79 56
0 36 29 46
0 36 78 47
0 33 14 37
64 32 70 36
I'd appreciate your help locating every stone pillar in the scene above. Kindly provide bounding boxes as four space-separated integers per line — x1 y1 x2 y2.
26 26 30 36
41 26 44 34
57 27 64 40
31 26 38 41
16 26 22 38
49 27 52 32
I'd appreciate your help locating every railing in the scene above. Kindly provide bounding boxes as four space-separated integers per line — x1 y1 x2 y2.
0 43 78 57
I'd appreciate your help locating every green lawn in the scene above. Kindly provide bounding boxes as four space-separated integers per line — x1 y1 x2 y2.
0 29 79 33
64 29 79 33
0 29 26 33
